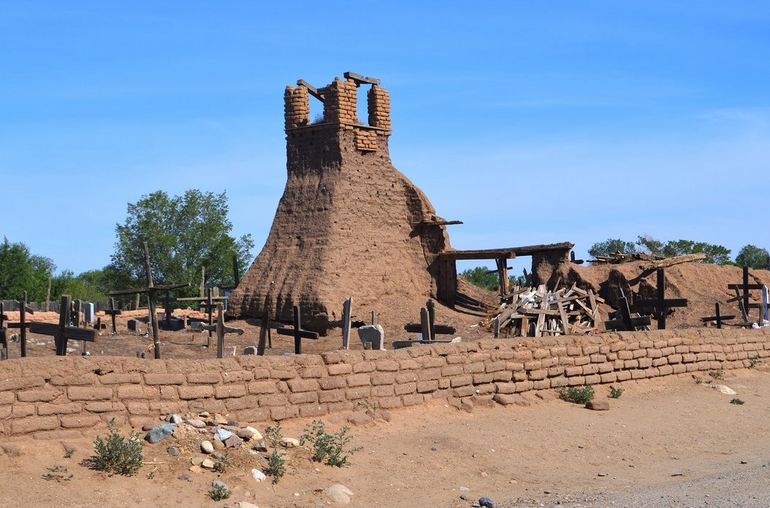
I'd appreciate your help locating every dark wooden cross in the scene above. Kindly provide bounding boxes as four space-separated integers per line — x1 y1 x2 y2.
403 300 456 340
257 285 275 356
109 241 188 359
701 302 736 329
633 268 688 329
104 297 122 335
728 266 765 323
7 292 34 357
277 305 319 354
199 303 244 358
605 289 651 331
0 302 8 329
29 295 96 356
341 297 352 350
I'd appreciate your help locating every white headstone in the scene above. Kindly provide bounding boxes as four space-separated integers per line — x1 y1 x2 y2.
82 302 95 324
357 324 385 350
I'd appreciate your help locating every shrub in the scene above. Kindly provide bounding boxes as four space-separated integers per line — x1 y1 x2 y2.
90 422 143 475
209 484 231 501
265 450 286 484
559 386 595 405
730 398 745 405
301 420 361 467
608 386 623 399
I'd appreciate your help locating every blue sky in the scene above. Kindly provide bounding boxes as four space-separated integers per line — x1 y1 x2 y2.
2 1 769 276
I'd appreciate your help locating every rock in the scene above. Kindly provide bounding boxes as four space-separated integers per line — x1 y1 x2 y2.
189 465 203 474
357 324 385 350
213 439 226 451
239 427 263 440
213 413 228 425
459 486 470 492
713 384 737 395
479 497 496 508
239 502 259 508
346 411 373 426
191 456 204 466
141 424 155 431
201 458 216 469
201 440 214 454
586 399 610 411
216 428 234 441
243 346 258 355
144 423 176 443
252 439 267 452
324 484 354 504
178 473 191 481
251 468 267 482
166 414 183 424
280 437 300 448
166 446 180 457
186 418 206 428
224 435 244 448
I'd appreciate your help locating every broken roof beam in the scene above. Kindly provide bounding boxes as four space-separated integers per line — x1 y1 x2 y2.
297 79 325 102
417 219 463 227
343 71 381 85
439 242 574 261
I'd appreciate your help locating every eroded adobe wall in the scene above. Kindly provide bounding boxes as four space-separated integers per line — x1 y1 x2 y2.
1 328 768 438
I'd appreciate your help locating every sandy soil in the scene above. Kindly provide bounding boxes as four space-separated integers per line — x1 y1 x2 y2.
2 367 769 507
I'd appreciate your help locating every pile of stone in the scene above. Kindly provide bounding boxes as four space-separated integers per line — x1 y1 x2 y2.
490 284 603 338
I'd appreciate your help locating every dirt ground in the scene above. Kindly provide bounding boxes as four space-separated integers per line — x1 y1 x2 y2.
2 367 769 507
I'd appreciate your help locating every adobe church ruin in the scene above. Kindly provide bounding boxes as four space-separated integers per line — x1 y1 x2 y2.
228 72 571 332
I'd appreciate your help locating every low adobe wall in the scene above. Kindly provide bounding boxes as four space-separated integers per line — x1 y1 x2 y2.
1 328 768 438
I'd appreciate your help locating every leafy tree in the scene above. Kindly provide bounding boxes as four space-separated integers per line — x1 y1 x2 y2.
735 244 770 269
460 266 498 291
636 235 664 256
110 190 254 296
0 238 54 301
588 239 637 258
660 240 731 265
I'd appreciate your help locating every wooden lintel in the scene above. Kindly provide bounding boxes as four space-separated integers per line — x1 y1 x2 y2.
297 79 325 102
343 71 381 85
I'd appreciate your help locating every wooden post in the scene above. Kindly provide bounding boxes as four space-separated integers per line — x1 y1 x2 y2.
715 302 722 329
45 275 52 312
496 257 509 298
292 305 301 354
341 297 352 350
743 265 750 320
19 292 29 357
371 310 377 326
105 297 122 335
419 307 431 341
216 304 225 358
205 287 213 348
657 268 666 330
426 299 436 341
143 241 161 359
57 295 71 355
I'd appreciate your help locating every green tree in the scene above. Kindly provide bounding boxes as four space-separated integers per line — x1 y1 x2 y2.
588 239 637 258
110 190 254 296
0 238 54 301
460 266 499 291
660 240 731 265
636 235 664 256
735 244 770 269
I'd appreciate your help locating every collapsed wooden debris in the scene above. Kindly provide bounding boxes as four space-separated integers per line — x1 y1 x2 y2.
489 284 603 338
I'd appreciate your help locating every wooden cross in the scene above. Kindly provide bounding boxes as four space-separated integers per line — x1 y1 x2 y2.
29 295 96 356
728 266 765 323
341 297 352 350
7 292 34 357
104 297 122 335
0 302 8 329
109 241 188 359
701 302 735 329
257 285 275 356
199 304 244 358
277 305 319 354
403 300 456 339
605 289 651 331
633 268 688 329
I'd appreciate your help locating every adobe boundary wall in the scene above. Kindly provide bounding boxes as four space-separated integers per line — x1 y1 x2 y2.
1 328 769 438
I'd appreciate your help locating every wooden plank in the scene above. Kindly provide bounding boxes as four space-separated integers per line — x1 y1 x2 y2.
343 71 381 85
276 327 320 340
341 297 352 350
419 308 431 341
640 253 706 270
404 323 457 335
30 322 96 342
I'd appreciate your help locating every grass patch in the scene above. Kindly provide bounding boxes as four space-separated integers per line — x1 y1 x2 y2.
89 421 143 476
608 386 623 399
730 398 745 405
301 420 361 467
42 465 72 482
559 385 595 405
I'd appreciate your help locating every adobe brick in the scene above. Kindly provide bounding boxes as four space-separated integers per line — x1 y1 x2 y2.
215 384 247 399
328 363 352 375
464 362 485 374
126 401 150 415
421 357 445 368
441 365 463 377
98 373 143 385
583 345 600 355
50 374 94 386
616 370 632 381
84 401 124 413
12 416 59 434
319 389 345 403
528 369 546 381
346 387 370 400
300 366 326 378
347 374 370 387
418 367 441 381
375 359 399 371
473 373 494 384
395 382 416 395
514 381 534 392
617 350 633 360
270 369 297 380
225 395 259 410
221 370 253 383
319 376 346 390
567 376 586 386
247 381 277 394
299 403 328 418
416 380 439 393
600 373 617 383
524 360 541 371
144 373 185 385
370 372 395 386
353 361 375 373
17 389 62 403
177 385 214 400
37 402 81 416
372 385 395 397
402 393 424 406
540 357 557 369
566 346 582 356
582 364 598 375
512 371 528 381
533 348 549 359
270 405 299 421
513 350 533 361
584 374 600 385
287 379 319 393
159 385 178 400
574 356 590 366
624 360 639 369
565 366 582 377
378 396 403 409
506 361 525 371
533 380 550 390
450 375 472 387
0 376 44 391
681 353 696 363
289 391 318 404
590 354 607 363
258 394 288 406
69 386 113 401
492 371 512 382
453 385 475 397
395 371 418 383
550 376 568 388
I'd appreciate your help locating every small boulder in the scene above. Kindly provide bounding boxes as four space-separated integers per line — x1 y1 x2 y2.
586 399 610 411
280 437 300 448
479 496 496 508
145 423 176 443
201 458 216 469
224 434 244 448
346 412 373 426
166 446 180 457
713 384 737 395
201 440 214 454
166 414 183 424
216 428 234 441
239 427 263 441
324 484 354 504
186 418 206 429
251 468 267 482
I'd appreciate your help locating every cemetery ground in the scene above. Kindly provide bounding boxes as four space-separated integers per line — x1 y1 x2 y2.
1 366 769 507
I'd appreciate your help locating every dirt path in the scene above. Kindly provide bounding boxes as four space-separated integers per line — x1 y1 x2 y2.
2 368 769 507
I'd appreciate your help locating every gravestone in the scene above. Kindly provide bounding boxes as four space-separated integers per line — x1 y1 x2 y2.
243 345 258 355
82 302 95 325
357 324 385 350
127 319 140 332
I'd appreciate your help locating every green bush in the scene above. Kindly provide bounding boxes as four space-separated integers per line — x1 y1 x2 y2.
608 386 623 399
91 422 143 475
730 398 745 405
301 420 361 467
209 484 231 501
263 422 286 484
559 386 595 405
